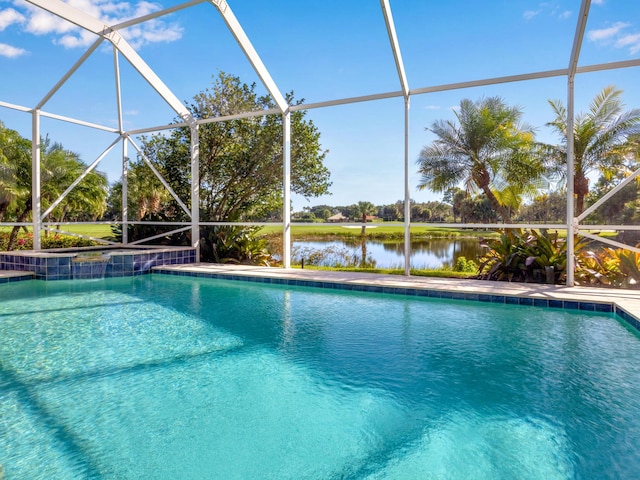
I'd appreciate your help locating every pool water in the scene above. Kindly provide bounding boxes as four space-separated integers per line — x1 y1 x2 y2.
1 276 640 479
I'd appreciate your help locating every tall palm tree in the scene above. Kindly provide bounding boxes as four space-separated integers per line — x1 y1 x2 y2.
0 122 31 221
416 96 543 223
5 135 108 249
545 85 640 216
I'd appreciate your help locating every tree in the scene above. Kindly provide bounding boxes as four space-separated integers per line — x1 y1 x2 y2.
544 85 640 216
0 126 108 250
0 122 30 221
518 191 567 223
137 72 331 223
355 200 376 234
416 96 543 223
381 203 400 221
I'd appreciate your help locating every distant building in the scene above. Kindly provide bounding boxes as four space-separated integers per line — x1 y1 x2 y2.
327 212 348 222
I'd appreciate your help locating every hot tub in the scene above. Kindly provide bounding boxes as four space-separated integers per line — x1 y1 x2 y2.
0 245 196 280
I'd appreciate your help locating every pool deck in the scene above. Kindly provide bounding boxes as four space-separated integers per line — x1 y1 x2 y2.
2 263 639 320
152 263 640 320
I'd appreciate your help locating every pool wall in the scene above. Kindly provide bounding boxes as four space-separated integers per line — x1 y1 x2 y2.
1 247 196 280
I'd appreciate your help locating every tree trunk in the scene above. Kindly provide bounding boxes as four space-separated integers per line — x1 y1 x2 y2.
361 212 367 235
574 173 589 217
474 169 512 223
7 198 32 250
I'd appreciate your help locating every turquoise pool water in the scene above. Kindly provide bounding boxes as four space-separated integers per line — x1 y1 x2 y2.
1 275 640 479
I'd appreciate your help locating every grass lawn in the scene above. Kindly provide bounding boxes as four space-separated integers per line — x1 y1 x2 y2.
261 223 498 239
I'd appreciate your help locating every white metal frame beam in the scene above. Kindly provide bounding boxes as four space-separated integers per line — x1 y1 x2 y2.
25 0 196 127
40 136 122 220
208 0 287 112
380 0 411 276
565 0 591 286
127 136 193 218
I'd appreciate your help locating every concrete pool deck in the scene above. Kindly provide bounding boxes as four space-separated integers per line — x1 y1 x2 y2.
152 263 640 322
2 263 639 323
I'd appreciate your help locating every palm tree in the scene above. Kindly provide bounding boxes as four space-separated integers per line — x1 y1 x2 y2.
545 85 640 216
0 122 31 221
416 96 543 223
4 134 108 249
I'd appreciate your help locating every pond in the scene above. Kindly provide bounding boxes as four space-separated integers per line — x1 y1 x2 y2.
292 238 485 269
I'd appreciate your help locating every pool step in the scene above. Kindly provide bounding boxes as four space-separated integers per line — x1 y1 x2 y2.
0 270 35 283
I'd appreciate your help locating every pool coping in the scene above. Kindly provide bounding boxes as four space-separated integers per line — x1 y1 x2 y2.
151 263 640 330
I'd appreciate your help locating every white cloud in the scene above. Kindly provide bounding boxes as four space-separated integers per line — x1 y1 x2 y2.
8 0 183 50
615 33 640 54
424 105 441 110
592 0 605 5
0 7 25 30
588 21 640 55
0 42 27 57
523 3 572 21
587 22 630 41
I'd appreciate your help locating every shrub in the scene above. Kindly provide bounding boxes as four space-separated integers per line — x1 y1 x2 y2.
452 256 478 273
0 231 99 251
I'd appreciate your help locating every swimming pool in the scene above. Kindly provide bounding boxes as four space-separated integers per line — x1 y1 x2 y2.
1 275 640 479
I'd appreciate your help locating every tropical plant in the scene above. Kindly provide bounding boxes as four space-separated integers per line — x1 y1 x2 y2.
479 228 588 284
478 229 528 281
0 122 31 221
417 96 544 222
544 85 640 216
576 248 640 289
1 129 108 250
201 225 275 266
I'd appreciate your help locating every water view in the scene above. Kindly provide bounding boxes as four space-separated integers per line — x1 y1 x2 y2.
292 238 484 269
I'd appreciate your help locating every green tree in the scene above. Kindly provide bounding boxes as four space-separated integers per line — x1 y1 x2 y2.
518 191 567 223
0 122 30 221
0 127 108 250
416 96 543 223
137 72 331 223
39 138 108 225
355 200 376 234
544 85 640 216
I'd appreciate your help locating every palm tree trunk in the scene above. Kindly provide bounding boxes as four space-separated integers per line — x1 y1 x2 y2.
8 198 32 250
474 169 512 223
481 185 512 223
574 173 589 217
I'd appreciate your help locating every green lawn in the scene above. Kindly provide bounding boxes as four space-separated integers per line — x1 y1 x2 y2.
261 223 497 239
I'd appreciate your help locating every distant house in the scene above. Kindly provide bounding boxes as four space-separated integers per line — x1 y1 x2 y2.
327 212 347 222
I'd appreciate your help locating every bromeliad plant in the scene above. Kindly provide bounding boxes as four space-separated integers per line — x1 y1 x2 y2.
575 248 640 289
479 229 587 284
201 225 276 266
478 229 528 282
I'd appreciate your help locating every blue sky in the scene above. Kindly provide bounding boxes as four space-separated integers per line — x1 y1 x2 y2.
1 0 640 211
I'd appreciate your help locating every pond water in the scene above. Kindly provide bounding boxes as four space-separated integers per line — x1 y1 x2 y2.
292 238 485 269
